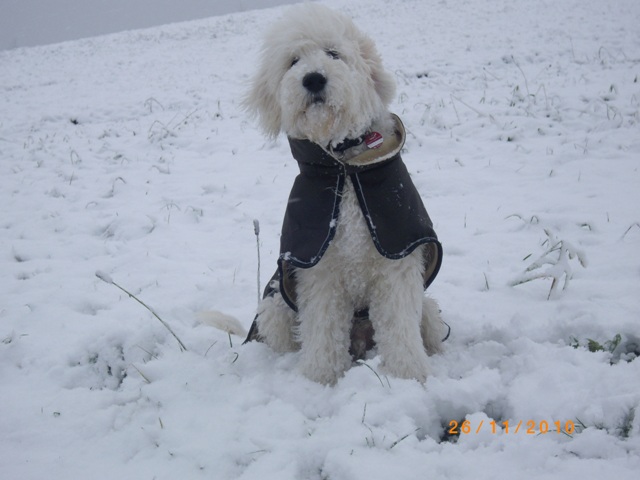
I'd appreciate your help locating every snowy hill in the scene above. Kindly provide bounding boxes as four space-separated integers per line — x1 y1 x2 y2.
1 0 639 478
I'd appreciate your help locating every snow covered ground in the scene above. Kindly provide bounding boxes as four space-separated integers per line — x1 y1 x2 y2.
1 0 639 478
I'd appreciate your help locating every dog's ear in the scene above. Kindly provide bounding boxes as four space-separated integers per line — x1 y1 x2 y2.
358 35 396 107
243 69 282 139
371 61 396 107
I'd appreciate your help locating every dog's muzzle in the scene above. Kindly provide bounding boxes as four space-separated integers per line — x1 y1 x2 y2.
303 72 327 103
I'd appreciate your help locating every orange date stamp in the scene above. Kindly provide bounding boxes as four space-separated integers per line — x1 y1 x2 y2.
448 419 575 435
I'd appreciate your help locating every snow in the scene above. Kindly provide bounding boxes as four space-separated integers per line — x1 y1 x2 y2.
1 0 639 478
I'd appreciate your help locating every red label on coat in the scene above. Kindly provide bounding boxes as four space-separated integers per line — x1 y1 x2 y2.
365 131 383 149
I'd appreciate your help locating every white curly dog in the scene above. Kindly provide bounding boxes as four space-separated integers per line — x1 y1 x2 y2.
239 4 447 385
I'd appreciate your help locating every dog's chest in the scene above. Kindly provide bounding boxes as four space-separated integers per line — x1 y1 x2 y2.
324 178 381 305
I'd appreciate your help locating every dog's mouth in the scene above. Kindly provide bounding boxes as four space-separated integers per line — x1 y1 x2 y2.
308 93 326 105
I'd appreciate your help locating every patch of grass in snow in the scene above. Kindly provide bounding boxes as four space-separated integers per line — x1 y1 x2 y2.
570 333 639 364
573 333 622 354
507 216 588 299
512 229 587 299
147 108 199 142
572 408 637 440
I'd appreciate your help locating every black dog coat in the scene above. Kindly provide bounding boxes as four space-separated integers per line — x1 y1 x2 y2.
245 115 443 352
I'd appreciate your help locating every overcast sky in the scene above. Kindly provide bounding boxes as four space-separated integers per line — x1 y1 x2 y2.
1 0 298 50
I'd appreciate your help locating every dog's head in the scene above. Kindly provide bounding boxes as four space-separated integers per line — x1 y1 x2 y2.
244 4 396 146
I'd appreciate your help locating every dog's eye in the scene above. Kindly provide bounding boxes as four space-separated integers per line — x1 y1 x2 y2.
326 49 340 60
290 57 300 68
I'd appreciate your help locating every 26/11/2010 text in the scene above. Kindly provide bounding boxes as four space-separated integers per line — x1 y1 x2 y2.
448 419 576 435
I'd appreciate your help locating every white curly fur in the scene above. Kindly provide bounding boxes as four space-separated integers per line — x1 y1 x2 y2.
244 4 445 384
244 3 396 146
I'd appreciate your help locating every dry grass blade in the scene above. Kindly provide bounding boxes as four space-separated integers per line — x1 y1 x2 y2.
96 271 188 352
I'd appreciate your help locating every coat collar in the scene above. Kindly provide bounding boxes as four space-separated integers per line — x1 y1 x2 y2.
287 114 406 174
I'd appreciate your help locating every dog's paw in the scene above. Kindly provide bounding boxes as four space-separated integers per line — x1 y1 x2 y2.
301 366 340 385
299 353 350 385
380 351 430 383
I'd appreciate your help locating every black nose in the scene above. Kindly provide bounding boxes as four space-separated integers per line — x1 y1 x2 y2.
302 72 327 93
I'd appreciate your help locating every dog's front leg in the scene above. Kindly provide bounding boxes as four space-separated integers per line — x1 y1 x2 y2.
369 250 431 383
295 266 353 385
